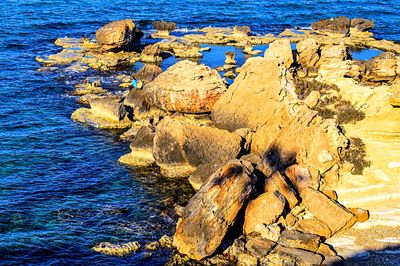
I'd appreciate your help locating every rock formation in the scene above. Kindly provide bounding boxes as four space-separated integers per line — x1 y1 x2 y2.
95 19 143 50
145 60 227 113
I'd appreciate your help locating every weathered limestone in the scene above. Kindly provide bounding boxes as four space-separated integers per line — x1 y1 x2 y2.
140 44 163 63
152 21 177 36
145 60 227 113
153 116 243 177
95 19 143 50
173 160 256 260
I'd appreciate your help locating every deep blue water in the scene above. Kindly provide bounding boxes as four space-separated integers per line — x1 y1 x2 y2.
1 0 400 265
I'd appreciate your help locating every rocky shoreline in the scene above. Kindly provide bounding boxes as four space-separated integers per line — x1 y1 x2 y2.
37 17 400 265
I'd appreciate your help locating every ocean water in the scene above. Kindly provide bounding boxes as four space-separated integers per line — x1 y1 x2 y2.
0 0 399 265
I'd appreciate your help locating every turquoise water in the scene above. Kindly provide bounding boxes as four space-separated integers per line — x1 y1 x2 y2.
1 0 400 265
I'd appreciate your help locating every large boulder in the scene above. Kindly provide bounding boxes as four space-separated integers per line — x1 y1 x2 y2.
153 116 243 177
264 39 294 69
133 64 163 85
173 160 257 260
95 19 143 50
145 60 227 113
311 16 351 37
212 56 297 132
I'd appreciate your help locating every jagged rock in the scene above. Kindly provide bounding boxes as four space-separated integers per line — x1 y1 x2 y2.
188 163 223 191
223 70 236 79
266 245 324 265
243 191 286 235
95 19 143 50
245 236 276 258
319 43 349 64
173 160 257 260
152 21 177 36
72 78 105 95
278 230 321 252
351 18 374 32
141 44 163 63
296 38 321 69
317 242 337 257
145 60 227 113
263 171 299 208
133 63 163 85
159 235 173 248
153 116 243 177
212 56 296 132
311 16 351 37
264 39 294 69
92 241 140 256
301 188 357 236
118 126 156 167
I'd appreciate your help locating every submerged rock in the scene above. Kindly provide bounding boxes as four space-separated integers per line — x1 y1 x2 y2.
145 60 227 113
173 160 257 260
92 241 141 256
95 19 143 50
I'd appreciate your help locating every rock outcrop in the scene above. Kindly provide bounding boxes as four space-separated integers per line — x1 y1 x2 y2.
173 160 257 260
71 96 133 129
311 16 351 37
95 19 143 50
145 60 227 113
153 116 243 177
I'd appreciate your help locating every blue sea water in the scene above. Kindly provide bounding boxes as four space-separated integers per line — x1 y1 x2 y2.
0 0 399 265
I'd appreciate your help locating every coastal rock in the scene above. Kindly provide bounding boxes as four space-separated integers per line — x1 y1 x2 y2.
212 56 296 132
243 191 286 235
294 218 332 238
95 19 143 50
145 60 227 113
296 38 320 69
301 188 357 237
132 63 163 85
188 163 223 191
92 241 140 256
351 18 374 32
245 236 276 258
311 16 351 37
141 44 163 63
233 26 251 38
153 116 242 177
364 52 399 83
173 160 256 260
118 126 156 167
71 97 133 129
264 39 294 69
225 52 237 65
278 230 321 252
266 245 323 265
263 171 299 208
152 21 177 36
